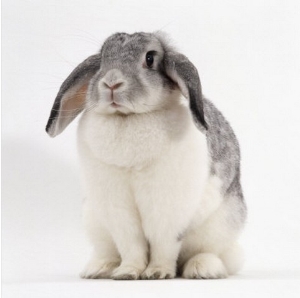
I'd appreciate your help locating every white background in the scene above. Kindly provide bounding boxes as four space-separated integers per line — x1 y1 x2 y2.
2 0 300 297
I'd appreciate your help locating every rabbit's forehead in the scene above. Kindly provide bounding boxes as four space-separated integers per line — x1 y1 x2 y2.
101 32 162 62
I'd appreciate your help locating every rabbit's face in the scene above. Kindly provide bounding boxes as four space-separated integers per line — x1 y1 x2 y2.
46 31 206 137
87 32 178 115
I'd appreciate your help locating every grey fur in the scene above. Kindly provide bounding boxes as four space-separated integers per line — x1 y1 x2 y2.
164 51 207 129
46 54 101 136
204 98 241 193
203 98 247 224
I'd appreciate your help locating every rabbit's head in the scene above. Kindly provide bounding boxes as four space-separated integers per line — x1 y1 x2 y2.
46 32 207 137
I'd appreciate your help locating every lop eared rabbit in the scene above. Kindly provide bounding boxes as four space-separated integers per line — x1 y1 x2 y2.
46 32 247 280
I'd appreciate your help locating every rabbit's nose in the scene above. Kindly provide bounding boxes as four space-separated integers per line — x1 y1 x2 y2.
102 68 125 91
103 82 124 90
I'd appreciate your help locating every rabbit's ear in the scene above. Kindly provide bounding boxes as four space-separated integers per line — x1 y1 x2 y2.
164 52 207 129
45 54 101 137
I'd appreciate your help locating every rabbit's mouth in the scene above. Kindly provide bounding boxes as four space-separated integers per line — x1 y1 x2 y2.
107 100 133 115
111 102 121 108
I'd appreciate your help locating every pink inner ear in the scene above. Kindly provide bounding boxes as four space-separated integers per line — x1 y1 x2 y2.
60 83 88 119
166 68 189 99
48 82 90 137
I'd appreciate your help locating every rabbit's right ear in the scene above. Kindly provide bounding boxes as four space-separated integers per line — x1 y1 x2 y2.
45 54 101 137
164 51 207 130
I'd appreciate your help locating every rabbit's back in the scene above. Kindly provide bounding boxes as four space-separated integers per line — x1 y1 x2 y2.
203 98 245 204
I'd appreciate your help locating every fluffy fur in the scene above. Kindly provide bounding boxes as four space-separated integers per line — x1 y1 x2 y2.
46 32 247 280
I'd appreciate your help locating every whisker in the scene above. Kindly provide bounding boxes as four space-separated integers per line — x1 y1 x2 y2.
157 22 174 32
126 97 136 112
142 102 165 108
76 29 102 45
49 107 84 112
49 102 98 114
53 49 77 69
65 34 100 47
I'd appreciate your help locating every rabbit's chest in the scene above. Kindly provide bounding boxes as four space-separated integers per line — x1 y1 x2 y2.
79 112 171 168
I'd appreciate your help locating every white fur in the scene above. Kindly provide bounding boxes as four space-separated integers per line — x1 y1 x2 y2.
44 33 245 279
183 253 228 279
78 94 243 279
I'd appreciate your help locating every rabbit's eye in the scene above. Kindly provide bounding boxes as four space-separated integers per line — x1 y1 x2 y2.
146 51 155 68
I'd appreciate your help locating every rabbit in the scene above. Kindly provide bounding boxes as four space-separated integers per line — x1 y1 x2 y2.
46 32 247 280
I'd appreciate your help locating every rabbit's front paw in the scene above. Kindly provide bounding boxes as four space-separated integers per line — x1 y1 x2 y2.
141 265 175 279
80 258 120 279
112 264 146 280
182 253 228 279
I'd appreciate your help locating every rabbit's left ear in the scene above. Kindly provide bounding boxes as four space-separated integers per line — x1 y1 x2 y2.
45 54 101 137
164 52 207 129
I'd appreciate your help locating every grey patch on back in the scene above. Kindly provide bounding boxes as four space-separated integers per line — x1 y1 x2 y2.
203 98 247 222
